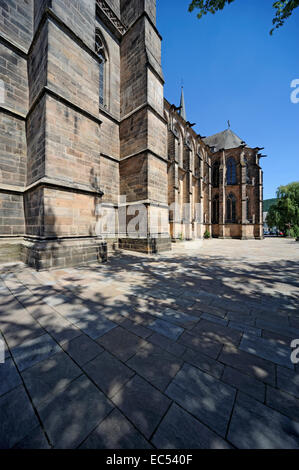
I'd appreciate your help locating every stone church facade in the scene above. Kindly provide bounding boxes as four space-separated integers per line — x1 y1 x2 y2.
0 0 264 269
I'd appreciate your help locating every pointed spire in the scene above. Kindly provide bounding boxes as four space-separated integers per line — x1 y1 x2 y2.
179 86 186 121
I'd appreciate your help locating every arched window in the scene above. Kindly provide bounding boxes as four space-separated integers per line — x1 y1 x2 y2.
95 30 106 108
227 157 237 185
212 195 219 224
212 161 220 187
227 193 237 223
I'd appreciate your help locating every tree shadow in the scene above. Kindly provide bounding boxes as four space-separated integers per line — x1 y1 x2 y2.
1 242 299 448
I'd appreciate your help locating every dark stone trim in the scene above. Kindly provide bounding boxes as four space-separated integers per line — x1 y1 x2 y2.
28 87 103 126
100 153 119 163
147 103 167 124
0 186 23 195
0 106 26 121
25 179 104 197
23 235 103 242
0 34 27 58
0 179 104 197
121 102 167 125
120 149 168 165
124 12 162 41
99 106 120 125
146 61 165 85
29 9 101 64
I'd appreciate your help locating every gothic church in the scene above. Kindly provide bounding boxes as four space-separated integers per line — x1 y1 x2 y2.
0 0 264 269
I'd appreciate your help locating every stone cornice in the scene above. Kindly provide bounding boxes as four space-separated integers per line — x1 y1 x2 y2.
0 106 26 121
0 177 104 197
120 148 168 165
0 34 27 58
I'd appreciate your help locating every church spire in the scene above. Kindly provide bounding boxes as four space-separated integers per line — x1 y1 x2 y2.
179 86 186 121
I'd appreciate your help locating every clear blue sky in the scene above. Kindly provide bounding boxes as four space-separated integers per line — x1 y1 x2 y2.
157 0 299 200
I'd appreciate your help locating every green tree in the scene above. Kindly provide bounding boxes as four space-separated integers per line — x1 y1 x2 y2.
266 182 299 237
188 0 299 34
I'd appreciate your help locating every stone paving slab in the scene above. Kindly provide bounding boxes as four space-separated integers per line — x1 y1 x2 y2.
0 385 39 449
190 319 242 347
266 386 299 422
80 409 152 449
3 324 45 350
83 350 134 398
147 318 184 341
226 312 255 326
178 331 222 359
183 347 224 379
227 392 299 449
112 375 171 440
13 426 50 449
61 334 104 366
75 317 117 340
118 317 153 339
256 318 297 340
218 344 276 386
127 343 183 391
240 334 294 370
276 366 299 398
228 321 262 337
97 326 148 362
166 363 236 437
152 403 231 449
40 315 82 346
200 313 228 327
262 329 292 346
22 351 82 407
11 333 61 372
0 356 22 397
38 375 113 449
222 366 265 402
146 332 186 357
150 307 199 329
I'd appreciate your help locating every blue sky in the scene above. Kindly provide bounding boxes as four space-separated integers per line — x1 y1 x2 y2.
157 0 299 200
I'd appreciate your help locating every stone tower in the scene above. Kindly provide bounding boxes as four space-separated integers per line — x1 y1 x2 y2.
118 0 171 253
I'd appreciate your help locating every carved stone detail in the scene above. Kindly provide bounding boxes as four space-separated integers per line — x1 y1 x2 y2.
97 0 127 36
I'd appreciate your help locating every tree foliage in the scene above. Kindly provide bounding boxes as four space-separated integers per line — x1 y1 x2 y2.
266 182 299 237
188 0 299 34
263 198 278 212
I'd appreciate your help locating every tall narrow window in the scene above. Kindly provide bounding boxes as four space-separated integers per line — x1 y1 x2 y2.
95 31 106 108
246 197 250 221
227 193 237 223
212 195 219 224
244 158 250 183
227 157 237 185
212 161 220 187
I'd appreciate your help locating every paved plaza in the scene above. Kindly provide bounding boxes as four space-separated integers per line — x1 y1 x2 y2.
0 238 299 449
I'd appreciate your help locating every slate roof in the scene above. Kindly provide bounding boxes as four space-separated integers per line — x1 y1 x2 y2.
203 129 247 152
